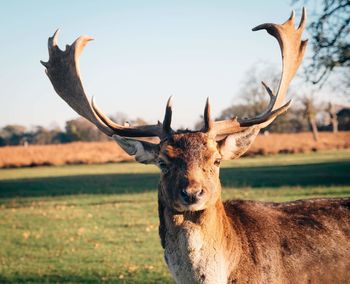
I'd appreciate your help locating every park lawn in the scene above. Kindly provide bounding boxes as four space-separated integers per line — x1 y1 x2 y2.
0 150 349 283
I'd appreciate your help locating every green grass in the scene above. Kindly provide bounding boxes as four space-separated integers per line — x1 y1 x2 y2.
0 150 349 283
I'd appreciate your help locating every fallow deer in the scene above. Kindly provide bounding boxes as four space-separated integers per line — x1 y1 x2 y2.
41 9 350 284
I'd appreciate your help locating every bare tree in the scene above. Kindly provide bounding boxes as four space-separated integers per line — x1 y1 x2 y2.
326 102 339 132
218 65 279 119
217 64 307 133
294 0 350 88
301 95 319 141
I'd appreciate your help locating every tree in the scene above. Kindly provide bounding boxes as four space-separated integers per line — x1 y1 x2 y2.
65 118 108 142
268 108 308 133
109 112 148 127
217 65 278 120
326 102 339 132
0 125 27 145
301 95 319 141
337 108 350 130
27 126 66 145
294 0 350 88
109 112 129 125
29 126 53 145
132 117 147 126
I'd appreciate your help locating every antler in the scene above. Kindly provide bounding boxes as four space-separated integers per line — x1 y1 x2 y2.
41 29 167 138
42 9 306 143
209 8 308 137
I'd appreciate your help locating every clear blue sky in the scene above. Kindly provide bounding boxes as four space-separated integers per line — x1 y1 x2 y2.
0 0 310 130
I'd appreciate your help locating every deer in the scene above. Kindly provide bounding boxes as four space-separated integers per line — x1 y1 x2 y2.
41 8 350 284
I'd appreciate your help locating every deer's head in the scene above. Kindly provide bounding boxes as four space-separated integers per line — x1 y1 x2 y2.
41 10 307 212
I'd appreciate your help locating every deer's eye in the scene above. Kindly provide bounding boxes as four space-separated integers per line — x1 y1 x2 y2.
159 160 170 174
214 158 221 167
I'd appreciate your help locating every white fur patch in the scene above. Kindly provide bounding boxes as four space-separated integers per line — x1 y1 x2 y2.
165 223 228 283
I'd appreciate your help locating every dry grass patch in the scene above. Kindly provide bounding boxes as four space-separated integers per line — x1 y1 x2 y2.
0 132 349 168
0 142 131 168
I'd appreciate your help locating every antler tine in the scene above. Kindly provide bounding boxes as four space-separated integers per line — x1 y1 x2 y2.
213 99 292 136
91 97 163 137
203 97 213 132
213 8 307 137
42 30 164 138
298 7 307 31
249 81 277 121
239 99 292 127
162 96 173 136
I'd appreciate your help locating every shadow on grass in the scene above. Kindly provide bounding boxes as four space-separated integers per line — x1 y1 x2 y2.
221 160 350 188
0 161 349 198
0 270 173 284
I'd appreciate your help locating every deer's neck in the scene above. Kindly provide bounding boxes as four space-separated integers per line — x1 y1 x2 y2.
158 195 241 283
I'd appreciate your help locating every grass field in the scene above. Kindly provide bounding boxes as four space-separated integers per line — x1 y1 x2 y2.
0 150 349 283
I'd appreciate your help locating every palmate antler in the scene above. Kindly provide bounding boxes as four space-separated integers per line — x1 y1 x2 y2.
41 30 169 138
208 8 308 137
42 9 307 154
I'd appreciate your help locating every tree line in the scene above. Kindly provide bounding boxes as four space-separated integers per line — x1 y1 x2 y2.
1 94 349 147
0 114 146 146
0 119 105 146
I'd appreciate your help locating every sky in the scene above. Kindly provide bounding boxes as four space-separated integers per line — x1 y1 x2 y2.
0 0 312 130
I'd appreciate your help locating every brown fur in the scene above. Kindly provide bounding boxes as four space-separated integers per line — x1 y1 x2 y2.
157 132 350 284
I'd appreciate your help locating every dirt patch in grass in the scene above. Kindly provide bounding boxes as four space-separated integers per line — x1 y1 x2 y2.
1 132 349 168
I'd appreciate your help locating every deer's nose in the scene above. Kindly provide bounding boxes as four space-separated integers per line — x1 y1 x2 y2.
180 188 204 205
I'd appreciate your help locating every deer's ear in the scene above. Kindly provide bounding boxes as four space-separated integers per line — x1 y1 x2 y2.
113 135 159 164
217 126 260 160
